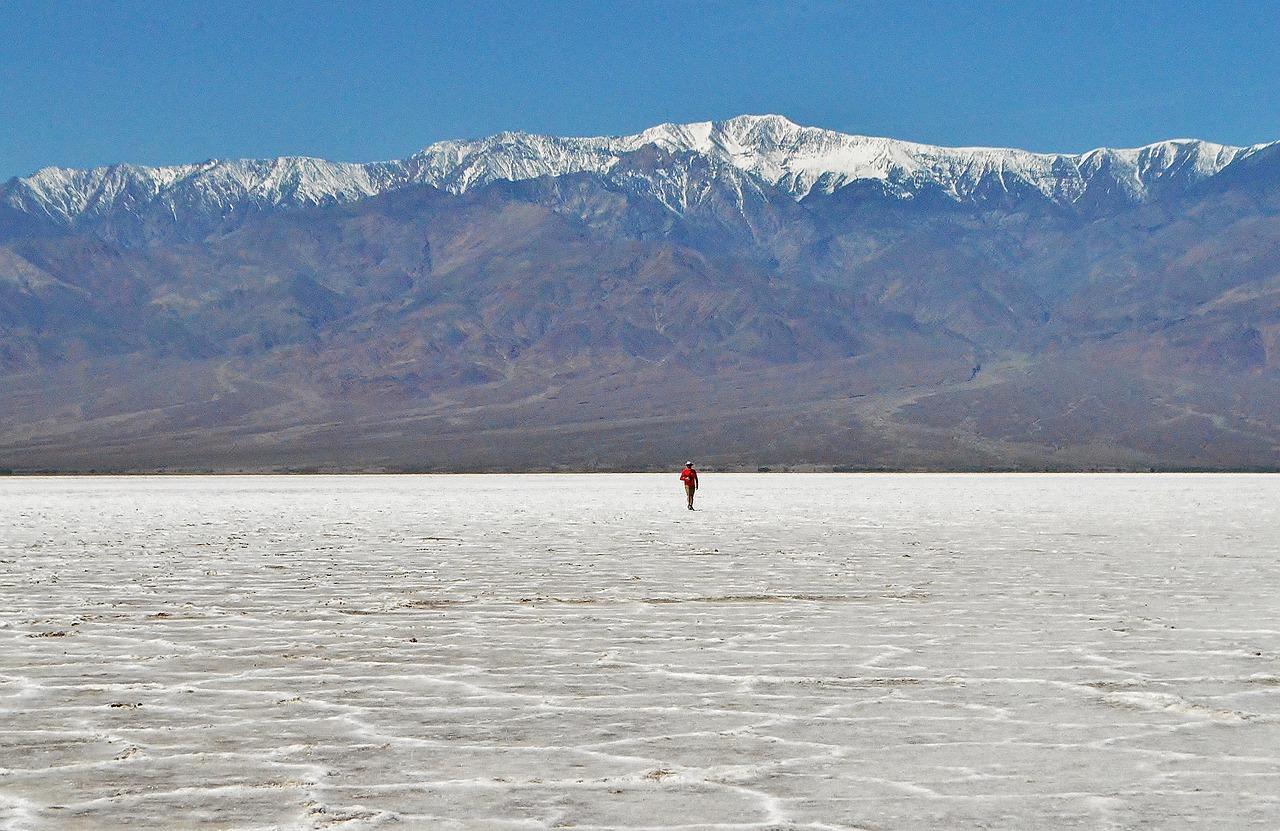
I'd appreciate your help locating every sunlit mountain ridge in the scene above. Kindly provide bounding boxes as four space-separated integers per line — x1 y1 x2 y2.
6 115 1272 228
3 117 1280 472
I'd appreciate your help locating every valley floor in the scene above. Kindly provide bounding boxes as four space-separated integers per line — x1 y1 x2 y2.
2 473 1278 830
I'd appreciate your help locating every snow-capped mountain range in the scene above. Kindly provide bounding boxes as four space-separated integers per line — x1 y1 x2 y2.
4 115 1273 226
7 115 1280 472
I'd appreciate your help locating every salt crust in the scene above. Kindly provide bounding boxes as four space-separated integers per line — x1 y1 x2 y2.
1 473 1278 830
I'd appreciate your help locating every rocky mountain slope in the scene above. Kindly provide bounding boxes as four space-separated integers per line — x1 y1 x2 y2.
7 115 1270 227
2 117 1279 472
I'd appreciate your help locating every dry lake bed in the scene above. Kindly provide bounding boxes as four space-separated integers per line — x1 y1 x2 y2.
1 473 1278 830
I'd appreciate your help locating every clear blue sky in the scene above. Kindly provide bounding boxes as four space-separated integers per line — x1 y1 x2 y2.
3 0 1278 181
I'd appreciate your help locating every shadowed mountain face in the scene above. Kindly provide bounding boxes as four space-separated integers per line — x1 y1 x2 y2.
3 118 1280 472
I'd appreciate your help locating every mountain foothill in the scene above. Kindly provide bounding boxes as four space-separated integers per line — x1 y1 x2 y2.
2 115 1280 472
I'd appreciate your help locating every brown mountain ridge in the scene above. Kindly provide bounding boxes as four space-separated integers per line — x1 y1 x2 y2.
2 126 1279 472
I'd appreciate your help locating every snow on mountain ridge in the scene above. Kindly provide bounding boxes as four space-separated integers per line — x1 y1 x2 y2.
698 116 1262 202
3 116 1270 226
7 157 390 224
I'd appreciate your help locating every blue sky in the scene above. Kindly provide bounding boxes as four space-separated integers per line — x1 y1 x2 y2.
2 0 1278 181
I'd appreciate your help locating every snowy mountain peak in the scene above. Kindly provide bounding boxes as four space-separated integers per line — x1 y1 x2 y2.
4 117 1274 229
6 156 387 224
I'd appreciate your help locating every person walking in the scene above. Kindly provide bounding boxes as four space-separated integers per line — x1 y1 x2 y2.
679 461 699 510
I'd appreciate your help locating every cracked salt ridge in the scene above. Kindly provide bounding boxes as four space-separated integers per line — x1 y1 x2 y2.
1 473 1279 830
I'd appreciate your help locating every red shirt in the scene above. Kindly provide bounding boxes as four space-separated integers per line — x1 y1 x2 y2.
680 467 698 487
